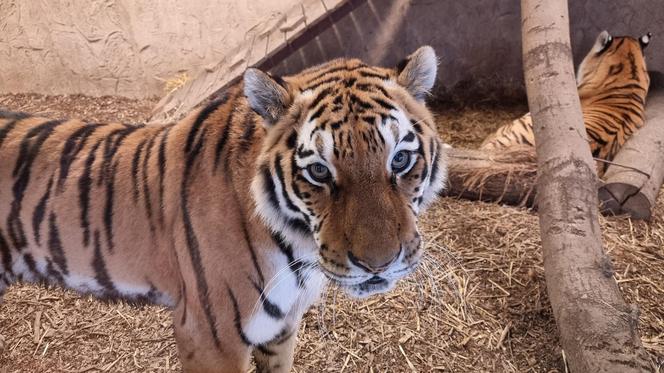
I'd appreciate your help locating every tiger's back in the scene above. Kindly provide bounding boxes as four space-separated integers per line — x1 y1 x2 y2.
480 31 651 175
0 111 181 302
0 46 447 372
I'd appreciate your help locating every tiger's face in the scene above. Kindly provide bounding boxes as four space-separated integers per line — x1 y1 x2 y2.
576 30 651 98
248 47 446 298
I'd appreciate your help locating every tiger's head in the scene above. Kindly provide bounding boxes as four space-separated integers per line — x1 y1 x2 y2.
247 47 446 298
576 30 651 98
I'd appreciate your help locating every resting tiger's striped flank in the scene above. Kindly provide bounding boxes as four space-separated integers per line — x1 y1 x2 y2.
480 30 651 176
0 46 447 372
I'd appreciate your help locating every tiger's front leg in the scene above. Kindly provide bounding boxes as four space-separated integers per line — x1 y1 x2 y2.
172 299 252 373
253 327 299 373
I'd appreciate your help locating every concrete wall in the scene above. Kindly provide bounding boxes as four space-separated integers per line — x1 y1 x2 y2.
273 0 664 101
0 0 300 98
1 0 662 100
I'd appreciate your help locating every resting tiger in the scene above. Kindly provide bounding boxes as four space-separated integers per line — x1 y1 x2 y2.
480 30 651 176
0 46 446 372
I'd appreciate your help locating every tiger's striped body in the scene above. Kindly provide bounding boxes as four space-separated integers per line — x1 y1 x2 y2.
0 47 446 372
480 31 651 175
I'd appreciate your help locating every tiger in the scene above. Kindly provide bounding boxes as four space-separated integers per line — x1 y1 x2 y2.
480 30 651 176
0 46 446 372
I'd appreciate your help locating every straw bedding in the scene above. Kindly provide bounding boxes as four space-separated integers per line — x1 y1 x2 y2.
0 94 661 372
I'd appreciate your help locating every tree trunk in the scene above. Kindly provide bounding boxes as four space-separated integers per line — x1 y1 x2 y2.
521 0 652 372
599 89 664 220
443 146 537 206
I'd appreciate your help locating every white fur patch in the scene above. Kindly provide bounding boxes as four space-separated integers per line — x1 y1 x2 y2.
244 252 327 345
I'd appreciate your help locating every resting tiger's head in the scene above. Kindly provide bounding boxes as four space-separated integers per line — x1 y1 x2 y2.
576 30 651 97
247 46 447 298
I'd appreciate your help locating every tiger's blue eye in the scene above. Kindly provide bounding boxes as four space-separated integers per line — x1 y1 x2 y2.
391 150 411 173
307 163 331 183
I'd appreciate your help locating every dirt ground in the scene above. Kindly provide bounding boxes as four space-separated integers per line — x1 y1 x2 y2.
0 94 662 373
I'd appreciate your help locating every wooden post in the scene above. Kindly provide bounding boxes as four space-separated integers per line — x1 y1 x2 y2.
599 89 664 220
521 0 652 372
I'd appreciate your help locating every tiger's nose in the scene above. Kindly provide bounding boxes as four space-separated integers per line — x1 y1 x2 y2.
347 248 401 274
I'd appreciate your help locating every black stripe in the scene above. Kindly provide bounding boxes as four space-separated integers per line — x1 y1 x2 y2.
179 281 188 326
429 139 440 183
157 126 172 226
241 221 265 285
308 105 326 121
92 230 118 294
289 152 308 203
9 119 64 249
271 232 306 288
228 285 253 346
297 146 315 158
103 161 118 253
286 217 311 234
213 106 234 171
411 119 423 134
356 83 390 98
310 88 333 111
238 114 256 152
349 94 373 111
181 125 221 349
373 97 396 111
262 165 280 210
45 258 65 286
223 107 245 182
358 70 389 80
23 253 42 280
301 76 342 92
285 130 298 150
185 98 224 155
402 132 416 143
97 126 136 186
58 124 101 192
0 112 30 149
32 175 54 246
142 132 158 235
274 154 302 215
255 344 276 357
131 139 147 202
250 279 285 319
361 115 377 124
302 64 368 86
79 139 103 247
0 229 13 274
23 253 37 271
268 327 293 346
48 212 68 275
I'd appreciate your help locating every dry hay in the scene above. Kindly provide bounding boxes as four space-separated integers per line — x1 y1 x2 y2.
0 95 662 373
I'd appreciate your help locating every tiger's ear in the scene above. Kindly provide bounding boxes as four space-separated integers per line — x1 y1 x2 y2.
396 46 438 102
244 68 291 125
640 32 652 50
592 30 613 54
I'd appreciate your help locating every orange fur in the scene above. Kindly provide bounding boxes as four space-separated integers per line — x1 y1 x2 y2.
480 31 651 176
0 47 446 372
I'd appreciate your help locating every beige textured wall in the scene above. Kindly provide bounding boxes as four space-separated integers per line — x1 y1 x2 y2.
1 0 662 99
0 0 299 98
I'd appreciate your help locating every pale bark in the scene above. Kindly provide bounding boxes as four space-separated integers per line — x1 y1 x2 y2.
599 90 664 220
521 0 652 372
